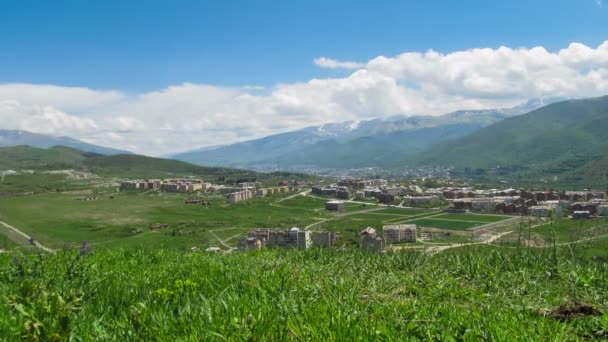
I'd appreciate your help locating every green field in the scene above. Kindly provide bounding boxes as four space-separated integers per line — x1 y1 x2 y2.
0 191 328 250
435 213 511 223
1 246 607 340
374 208 436 216
412 218 487 230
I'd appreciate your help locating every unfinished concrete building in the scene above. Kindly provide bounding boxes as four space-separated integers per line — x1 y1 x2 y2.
310 231 339 248
246 228 311 249
382 224 417 243
228 190 255 204
360 227 385 251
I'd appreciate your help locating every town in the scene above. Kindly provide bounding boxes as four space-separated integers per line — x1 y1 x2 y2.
116 175 608 254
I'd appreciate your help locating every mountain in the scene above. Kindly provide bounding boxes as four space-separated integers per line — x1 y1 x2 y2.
0 130 131 155
172 98 562 169
0 145 257 180
409 96 608 187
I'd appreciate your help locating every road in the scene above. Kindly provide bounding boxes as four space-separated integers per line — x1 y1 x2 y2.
0 220 55 253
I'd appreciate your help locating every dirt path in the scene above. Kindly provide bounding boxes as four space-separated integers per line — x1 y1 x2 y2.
0 221 55 253
277 190 311 202
210 231 237 252
424 231 513 255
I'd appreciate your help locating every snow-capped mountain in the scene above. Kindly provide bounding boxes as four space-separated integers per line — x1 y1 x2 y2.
170 98 565 169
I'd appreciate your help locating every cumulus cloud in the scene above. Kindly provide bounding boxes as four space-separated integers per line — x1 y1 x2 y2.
1 40 608 156
314 57 365 69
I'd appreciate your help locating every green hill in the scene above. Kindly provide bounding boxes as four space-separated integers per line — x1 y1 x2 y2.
0 145 94 170
409 96 608 186
0 145 257 180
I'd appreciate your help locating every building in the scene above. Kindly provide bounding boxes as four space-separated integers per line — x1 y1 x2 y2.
573 211 592 219
325 200 346 211
382 224 417 243
378 193 395 205
310 231 339 248
228 190 255 204
528 205 562 217
360 227 384 251
403 196 439 207
598 205 608 217
355 191 365 201
246 228 311 249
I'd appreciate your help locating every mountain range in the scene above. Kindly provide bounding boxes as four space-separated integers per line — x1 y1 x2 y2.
170 98 563 169
0 130 131 155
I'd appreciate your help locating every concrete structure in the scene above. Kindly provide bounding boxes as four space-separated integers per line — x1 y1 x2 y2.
310 231 339 248
355 191 365 201
325 200 346 211
256 189 268 197
403 196 439 207
573 211 592 219
238 237 262 252
382 224 417 243
228 190 255 204
528 205 562 217
360 227 385 251
378 193 395 205
246 228 311 249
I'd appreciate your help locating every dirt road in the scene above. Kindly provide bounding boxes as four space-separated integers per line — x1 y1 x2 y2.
0 221 55 253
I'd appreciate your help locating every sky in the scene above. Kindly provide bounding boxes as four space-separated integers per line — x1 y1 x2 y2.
1 0 608 155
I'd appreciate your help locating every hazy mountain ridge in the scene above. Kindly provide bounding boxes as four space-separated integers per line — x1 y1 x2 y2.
171 98 563 168
0 129 131 155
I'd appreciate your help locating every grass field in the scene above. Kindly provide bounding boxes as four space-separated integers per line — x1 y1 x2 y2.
0 189 526 249
374 208 436 216
412 218 488 230
434 213 511 223
0 191 327 250
1 247 607 340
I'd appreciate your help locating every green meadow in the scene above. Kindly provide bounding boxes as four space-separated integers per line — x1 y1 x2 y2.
1 246 607 340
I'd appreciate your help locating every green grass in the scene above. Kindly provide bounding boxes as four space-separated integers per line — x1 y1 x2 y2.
0 191 326 250
412 218 487 230
434 213 511 223
1 247 607 340
344 202 378 212
374 208 437 216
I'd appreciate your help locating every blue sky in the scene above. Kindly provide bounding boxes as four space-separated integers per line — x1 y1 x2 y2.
1 1 608 154
1 0 607 91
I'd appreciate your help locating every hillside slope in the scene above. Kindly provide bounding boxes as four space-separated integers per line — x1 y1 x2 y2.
409 96 608 186
0 146 257 180
412 96 608 167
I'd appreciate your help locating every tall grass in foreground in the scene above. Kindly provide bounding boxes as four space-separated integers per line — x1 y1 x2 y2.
1 247 607 340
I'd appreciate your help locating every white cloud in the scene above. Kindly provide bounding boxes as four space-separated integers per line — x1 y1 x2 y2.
1 40 608 156
314 57 365 69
